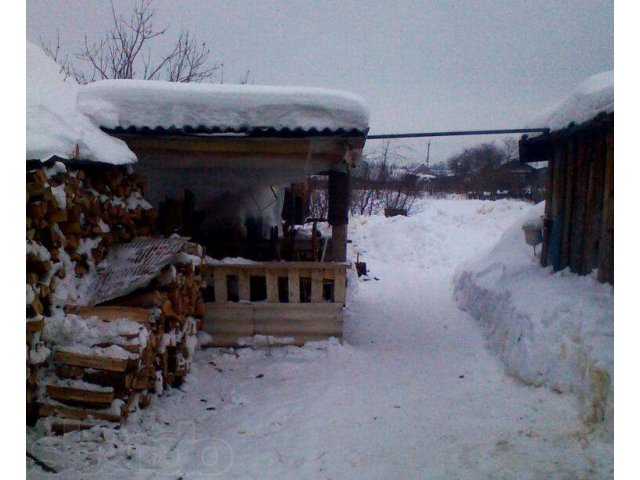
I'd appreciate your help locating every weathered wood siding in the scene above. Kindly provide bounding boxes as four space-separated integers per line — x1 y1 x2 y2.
541 124 613 284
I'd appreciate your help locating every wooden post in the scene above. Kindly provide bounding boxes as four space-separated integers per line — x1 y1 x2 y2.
334 268 346 305
266 271 279 303
238 270 251 302
288 269 300 303
328 171 350 262
311 270 323 303
214 268 228 303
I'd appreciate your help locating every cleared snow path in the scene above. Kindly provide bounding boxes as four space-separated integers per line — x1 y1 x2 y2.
28 199 611 479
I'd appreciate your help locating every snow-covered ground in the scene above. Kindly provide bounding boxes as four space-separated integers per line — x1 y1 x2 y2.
27 198 613 479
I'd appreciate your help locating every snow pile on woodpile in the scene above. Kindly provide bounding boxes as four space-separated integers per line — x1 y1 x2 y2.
454 202 613 434
26 41 136 165
26 162 206 433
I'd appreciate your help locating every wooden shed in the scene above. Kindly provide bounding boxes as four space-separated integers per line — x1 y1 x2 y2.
79 80 370 345
520 92 613 284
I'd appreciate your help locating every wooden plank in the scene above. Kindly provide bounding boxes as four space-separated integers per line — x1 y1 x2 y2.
311 270 324 303
209 332 343 348
288 269 300 303
39 402 124 422
123 135 352 156
334 268 347 305
238 269 251 302
559 137 576 269
53 350 129 372
132 373 149 390
72 306 151 324
205 303 343 324
207 261 351 272
213 268 228 303
266 271 279 303
51 420 100 435
204 317 254 335
569 135 589 274
583 130 607 273
598 128 614 284
46 384 114 406
26 318 45 335
256 317 343 336
549 142 567 271
54 366 134 391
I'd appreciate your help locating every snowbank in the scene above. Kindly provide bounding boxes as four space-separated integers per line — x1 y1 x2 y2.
454 202 613 431
26 42 136 165
78 80 370 134
528 70 613 132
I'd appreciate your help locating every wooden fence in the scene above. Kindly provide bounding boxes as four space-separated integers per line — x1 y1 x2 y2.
203 262 349 346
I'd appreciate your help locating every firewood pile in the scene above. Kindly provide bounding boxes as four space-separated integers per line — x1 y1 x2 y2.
26 161 206 432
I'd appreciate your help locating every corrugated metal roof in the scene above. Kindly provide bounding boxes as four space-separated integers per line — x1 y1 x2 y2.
104 125 369 138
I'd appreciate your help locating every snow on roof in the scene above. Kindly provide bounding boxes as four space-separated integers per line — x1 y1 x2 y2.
528 71 613 133
77 80 370 136
26 42 136 165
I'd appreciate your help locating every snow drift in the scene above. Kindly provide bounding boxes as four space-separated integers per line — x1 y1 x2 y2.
454 202 613 431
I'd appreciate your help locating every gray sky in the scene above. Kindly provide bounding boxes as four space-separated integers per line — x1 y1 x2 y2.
26 0 613 164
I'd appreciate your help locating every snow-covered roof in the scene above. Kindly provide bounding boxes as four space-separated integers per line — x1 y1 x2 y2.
26 42 136 165
77 80 370 136
528 70 613 133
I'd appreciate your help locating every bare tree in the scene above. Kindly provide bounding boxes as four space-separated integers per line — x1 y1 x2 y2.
42 0 221 84
39 31 74 80
502 138 519 162
308 188 329 220
350 141 425 216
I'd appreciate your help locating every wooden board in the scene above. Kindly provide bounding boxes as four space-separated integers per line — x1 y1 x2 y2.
334 269 347 305
46 384 115 406
53 350 129 372
288 270 300 303
39 402 125 422
72 306 151 324
311 270 324 303
597 128 614 284
203 302 344 347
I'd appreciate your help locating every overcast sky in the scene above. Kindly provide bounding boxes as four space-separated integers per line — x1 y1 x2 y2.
26 0 613 164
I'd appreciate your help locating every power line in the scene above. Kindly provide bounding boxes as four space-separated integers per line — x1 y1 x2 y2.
366 128 549 140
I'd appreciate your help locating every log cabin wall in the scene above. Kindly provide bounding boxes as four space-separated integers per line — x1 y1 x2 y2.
538 120 613 284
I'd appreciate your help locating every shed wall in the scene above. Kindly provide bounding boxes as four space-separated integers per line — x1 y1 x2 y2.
541 125 613 284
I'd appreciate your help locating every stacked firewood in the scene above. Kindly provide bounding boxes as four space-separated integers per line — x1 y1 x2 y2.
105 242 207 388
27 162 158 424
38 307 156 434
37 244 206 433
26 161 206 432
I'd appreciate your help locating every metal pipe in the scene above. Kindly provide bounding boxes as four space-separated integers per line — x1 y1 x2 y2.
366 128 549 140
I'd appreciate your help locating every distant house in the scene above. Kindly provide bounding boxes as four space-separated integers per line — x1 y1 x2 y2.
519 71 613 284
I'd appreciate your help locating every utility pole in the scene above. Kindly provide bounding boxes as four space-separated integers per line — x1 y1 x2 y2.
426 141 431 169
